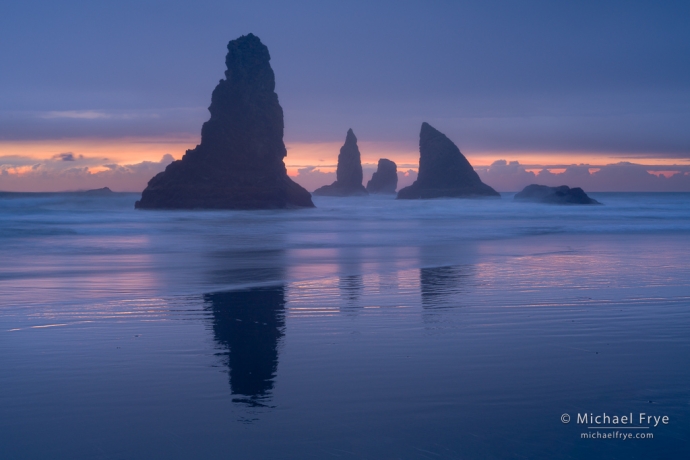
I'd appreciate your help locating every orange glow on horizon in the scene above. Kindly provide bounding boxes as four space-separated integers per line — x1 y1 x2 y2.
1 138 688 172
0 137 199 165
286 144 690 173
284 141 421 175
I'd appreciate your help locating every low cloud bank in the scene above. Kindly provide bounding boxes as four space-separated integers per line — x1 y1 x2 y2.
293 160 690 193
291 166 336 192
290 164 418 192
2 154 688 193
0 154 174 192
477 160 690 192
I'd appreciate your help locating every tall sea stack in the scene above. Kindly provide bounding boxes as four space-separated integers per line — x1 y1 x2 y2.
397 123 499 199
135 34 314 209
366 158 398 194
312 129 368 197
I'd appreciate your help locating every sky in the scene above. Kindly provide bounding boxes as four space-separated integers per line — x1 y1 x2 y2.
1 0 689 192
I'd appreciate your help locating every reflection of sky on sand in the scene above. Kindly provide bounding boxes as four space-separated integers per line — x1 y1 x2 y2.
2 234 157 288
13 231 686 335
0 234 175 331
285 268 420 318
470 234 690 308
4 298 175 336
282 246 421 285
2 199 690 459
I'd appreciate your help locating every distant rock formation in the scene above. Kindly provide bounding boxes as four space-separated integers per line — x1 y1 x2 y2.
514 184 601 204
135 34 314 210
312 129 368 197
81 187 113 195
366 158 398 194
397 123 499 199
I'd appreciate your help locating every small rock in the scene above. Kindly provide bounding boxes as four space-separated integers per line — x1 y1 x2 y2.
514 184 601 205
366 158 398 194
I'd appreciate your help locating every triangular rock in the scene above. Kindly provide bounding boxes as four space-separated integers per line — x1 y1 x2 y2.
313 129 368 196
135 34 314 209
397 123 499 199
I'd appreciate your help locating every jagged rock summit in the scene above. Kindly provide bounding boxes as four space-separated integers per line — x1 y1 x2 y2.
312 129 368 196
366 158 398 194
397 123 499 199
135 34 314 210
514 184 601 205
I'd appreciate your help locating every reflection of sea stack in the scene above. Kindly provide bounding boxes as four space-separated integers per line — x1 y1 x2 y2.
397 123 499 199
205 286 286 406
420 265 472 311
135 34 314 209
366 159 398 194
514 184 601 205
313 129 368 196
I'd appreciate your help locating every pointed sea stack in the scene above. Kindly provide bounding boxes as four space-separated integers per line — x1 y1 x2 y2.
135 34 314 209
366 158 398 194
397 123 499 199
312 129 368 197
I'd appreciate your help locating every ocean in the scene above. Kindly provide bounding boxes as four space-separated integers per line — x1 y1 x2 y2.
1 192 688 459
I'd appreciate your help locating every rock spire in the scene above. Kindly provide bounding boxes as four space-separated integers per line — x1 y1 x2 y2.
135 34 314 209
312 129 368 196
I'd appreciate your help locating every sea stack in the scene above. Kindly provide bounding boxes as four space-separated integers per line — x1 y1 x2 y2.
135 34 314 209
514 184 601 205
397 123 499 199
366 159 398 194
312 129 368 197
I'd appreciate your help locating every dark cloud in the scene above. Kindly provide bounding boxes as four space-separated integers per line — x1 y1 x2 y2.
52 152 77 161
0 109 205 141
1 152 104 170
